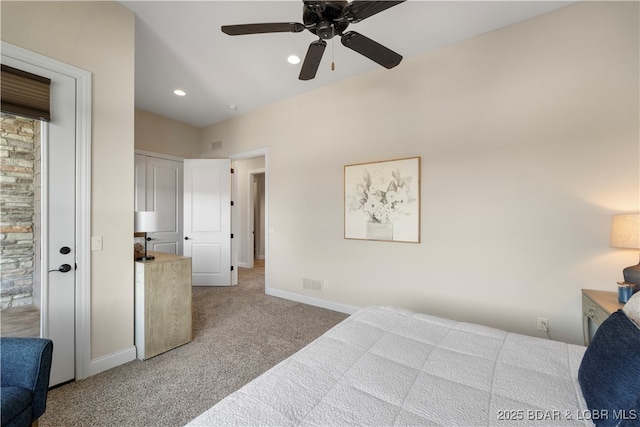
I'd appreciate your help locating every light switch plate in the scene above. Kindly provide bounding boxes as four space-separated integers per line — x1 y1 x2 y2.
91 236 103 251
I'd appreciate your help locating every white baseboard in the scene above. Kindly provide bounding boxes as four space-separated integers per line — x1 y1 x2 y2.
237 258 263 268
89 345 137 377
265 287 359 315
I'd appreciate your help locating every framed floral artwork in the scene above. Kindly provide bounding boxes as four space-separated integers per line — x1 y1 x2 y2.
344 156 421 243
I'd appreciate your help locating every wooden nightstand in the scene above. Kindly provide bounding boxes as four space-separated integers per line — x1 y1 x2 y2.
135 252 193 360
582 289 624 346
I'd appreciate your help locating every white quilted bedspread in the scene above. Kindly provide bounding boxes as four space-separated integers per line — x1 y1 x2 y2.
187 306 592 426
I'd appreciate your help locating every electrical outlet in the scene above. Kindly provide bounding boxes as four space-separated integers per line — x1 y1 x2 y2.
537 317 549 332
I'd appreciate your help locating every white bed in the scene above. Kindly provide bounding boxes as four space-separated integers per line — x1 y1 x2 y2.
188 303 640 427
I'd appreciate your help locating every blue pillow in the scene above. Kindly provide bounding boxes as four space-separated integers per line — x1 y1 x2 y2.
578 310 640 427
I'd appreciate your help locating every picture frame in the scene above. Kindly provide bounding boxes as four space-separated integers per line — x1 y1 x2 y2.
344 156 421 243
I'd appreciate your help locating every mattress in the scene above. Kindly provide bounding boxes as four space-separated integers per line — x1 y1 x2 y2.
187 305 593 426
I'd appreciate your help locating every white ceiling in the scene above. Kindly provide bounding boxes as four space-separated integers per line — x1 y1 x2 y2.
120 1 573 128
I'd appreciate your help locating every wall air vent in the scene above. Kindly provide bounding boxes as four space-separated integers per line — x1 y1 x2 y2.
303 278 323 292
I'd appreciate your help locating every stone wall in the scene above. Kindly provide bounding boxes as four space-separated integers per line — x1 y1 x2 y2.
0 113 38 309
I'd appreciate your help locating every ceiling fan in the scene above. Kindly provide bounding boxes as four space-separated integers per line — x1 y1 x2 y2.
221 1 406 80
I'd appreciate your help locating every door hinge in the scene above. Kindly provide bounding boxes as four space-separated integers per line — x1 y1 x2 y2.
231 266 234 271
231 200 234 206
230 168 234 174
231 233 234 239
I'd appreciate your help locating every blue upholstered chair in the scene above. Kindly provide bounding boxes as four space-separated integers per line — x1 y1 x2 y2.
1 337 53 427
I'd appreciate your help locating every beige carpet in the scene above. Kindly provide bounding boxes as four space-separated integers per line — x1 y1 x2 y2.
40 261 348 427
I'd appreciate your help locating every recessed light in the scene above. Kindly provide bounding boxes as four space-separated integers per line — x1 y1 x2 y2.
228 104 238 110
173 89 186 96
287 55 301 65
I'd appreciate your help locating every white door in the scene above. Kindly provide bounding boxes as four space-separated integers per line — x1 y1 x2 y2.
135 154 183 254
1 57 77 386
183 159 231 286
45 72 76 385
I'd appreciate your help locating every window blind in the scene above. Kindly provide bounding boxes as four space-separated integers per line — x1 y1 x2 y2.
1 64 51 121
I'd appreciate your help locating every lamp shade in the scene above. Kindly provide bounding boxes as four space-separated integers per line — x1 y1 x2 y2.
611 213 640 294
610 214 640 249
135 211 158 233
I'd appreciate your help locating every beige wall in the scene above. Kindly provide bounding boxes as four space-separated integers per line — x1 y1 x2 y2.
1 2 136 359
201 2 639 344
135 109 201 158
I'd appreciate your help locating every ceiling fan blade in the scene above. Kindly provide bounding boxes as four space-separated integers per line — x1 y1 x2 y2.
221 23 305 36
341 31 402 69
299 40 327 80
343 1 406 23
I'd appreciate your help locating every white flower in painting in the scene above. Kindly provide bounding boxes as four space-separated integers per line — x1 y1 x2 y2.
363 197 382 215
392 188 409 207
369 171 392 193
386 190 399 204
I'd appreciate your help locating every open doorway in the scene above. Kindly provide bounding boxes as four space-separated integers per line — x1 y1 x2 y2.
230 150 267 290
251 172 265 264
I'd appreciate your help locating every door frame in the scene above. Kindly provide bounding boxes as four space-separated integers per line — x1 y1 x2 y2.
1 42 92 381
230 148 269 290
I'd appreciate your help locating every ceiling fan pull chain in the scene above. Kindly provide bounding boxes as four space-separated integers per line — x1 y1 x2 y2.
331 25 335 71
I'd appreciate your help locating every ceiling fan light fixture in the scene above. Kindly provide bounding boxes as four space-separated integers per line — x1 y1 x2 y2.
287 55 301 64
173 89 186 96
221 0 406 81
